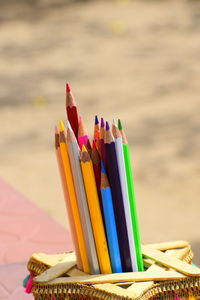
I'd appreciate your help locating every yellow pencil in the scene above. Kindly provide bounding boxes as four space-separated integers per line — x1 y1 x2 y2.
80 145 112 274
59 120 90 273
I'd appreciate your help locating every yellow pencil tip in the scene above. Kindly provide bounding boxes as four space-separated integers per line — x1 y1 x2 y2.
59 120 65 132
82 145 87 152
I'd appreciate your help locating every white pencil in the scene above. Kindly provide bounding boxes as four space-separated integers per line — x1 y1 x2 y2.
112 119 138 272
66 120 100 274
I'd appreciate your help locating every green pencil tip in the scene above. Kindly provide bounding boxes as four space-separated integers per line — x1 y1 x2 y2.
118 119 123 130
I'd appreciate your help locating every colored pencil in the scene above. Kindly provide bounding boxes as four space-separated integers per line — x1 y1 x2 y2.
93 115 100 142
78 116 89 150
104 121 132 272
65 83 79 138
91 140 101 191
99 117 106 164
118 119 144 271
54 126 82 270
100 161 122 273
112 120 138 272
66 122 100 275
91 140 105 224
59 120 90 273
80 145 112 274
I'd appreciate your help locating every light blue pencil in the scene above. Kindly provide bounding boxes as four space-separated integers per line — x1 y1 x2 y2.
100 161 122 273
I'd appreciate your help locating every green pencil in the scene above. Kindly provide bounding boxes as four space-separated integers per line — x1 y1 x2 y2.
118 119 144 271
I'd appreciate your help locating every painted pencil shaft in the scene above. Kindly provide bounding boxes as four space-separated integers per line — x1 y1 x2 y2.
59 128 90 273
67 130 100 274
101 165 122 273
80 148 112 274
113 126 138 272
55 131 82 270
123 143 144 271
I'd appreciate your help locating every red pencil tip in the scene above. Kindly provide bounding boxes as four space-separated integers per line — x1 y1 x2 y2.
66 83 71 93
92 140 96 149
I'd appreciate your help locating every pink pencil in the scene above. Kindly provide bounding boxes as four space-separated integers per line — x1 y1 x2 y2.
78 116 89 149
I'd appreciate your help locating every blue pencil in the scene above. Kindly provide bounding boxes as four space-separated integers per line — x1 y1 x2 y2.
100 161 122 273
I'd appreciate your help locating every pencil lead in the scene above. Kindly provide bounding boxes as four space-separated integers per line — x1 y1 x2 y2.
82 145 87 152
101 117 105 128
66 120 72 131
106 121 110 131
95 115 99 125
66 83 71 93
113 118 117 127
101 160 106 174
59 120 65 132
118 119 123 130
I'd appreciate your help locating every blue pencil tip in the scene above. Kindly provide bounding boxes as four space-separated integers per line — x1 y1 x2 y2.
101 160 106 174
95 115 99 125
106 121 110 131
101 117 105 128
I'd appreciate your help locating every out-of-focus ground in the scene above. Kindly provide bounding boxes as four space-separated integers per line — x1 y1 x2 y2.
0 0 200 262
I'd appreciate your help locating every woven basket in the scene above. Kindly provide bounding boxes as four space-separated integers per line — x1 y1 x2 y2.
27 240 200 300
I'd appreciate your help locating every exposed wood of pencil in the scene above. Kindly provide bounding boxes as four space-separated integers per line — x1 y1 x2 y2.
59 128 89 273
78 116 88 137
94 116 100 141
54 127 82 270
100 171 110 189
80 147 112 274
104 125 132 272
67 127 100 275
91 145 101 187
112 123 121 139
118 122 128 145
98 118 106 162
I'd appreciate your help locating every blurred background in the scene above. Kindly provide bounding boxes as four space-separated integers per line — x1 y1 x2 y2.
0 0 200 262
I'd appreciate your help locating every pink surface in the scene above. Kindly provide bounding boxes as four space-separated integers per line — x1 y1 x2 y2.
0 178 74 299
0 262 32 300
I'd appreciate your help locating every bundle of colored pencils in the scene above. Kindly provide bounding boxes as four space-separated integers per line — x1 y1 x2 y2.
55 83 144 275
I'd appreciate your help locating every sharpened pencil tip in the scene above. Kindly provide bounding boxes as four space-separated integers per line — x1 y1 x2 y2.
113 118 117 126
106 121 110 131
95 115 99 125
59 120 65 132
82 145 87 152
100 117 105 128
101 160 106 174
66 83 71 93
66 120 72 131
55 125 59 134
118 119 123 130
92 140 96 149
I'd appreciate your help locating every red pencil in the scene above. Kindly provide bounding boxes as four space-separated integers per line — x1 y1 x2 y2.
99 117 106 165
94 115 100 142
91 140 101 191
65 83 79 138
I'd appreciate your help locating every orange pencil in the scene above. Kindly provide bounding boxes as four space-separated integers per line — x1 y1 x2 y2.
54 126 82 270
59 121 90 273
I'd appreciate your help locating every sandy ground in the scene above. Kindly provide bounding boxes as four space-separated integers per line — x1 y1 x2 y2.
0 0 200 262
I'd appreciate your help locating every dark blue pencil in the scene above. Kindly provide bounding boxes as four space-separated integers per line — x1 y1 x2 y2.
100 161 122 273
104 121 132 272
